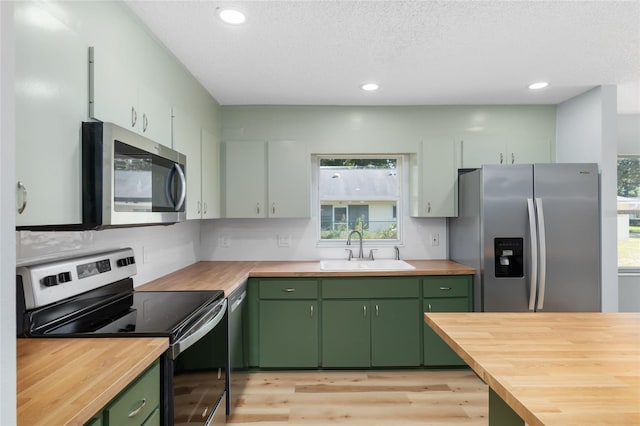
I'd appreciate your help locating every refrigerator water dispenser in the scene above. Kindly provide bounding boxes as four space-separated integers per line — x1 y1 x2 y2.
494 238 523 278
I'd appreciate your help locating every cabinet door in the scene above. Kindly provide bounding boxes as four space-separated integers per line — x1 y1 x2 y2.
461 138 506 168
507 138 552 164
259 300 318 367
15 2 87 226
371 299 421 367
138 85 172 147
223 141 267 218
423 298 469 366
267 141 309 218
322 300 370 367
411 140 457 217
201 128 221 219
89 46 138 132
173 109 202 219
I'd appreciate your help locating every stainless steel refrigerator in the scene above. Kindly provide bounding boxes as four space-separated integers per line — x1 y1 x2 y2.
448 163 601 312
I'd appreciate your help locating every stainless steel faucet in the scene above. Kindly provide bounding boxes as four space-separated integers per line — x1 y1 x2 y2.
346 230 364 259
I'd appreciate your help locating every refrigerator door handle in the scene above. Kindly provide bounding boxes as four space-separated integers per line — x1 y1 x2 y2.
527 198 538 311
535 198 547 311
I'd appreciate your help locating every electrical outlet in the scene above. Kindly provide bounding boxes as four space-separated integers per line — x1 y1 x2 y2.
277 234 291 247
431 233 440 246
218 236 230 248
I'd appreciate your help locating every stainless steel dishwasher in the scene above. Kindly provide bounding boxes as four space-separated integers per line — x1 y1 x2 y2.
227 281 247 416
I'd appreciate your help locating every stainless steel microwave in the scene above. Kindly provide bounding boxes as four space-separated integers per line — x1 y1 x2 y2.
82 122 186 229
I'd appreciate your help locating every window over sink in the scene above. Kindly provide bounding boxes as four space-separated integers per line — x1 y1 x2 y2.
317 156 401 242
618 156 640 271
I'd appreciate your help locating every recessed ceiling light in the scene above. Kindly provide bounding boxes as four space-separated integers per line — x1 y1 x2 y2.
219 9 246 25
528 82 549 90
361 83 379 92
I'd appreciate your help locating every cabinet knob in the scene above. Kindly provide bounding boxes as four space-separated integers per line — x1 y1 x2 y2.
272 203 276 214
17 181 27 214
427 202 431 214
256 203 260 215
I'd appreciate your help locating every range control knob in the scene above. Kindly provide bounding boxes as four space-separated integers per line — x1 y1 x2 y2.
58 272 72 283
41 275 58 287
116 256 136 267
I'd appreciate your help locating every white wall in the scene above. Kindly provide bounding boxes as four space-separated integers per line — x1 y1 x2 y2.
0 2 17 423
202 105 557 261
556 85 618 312
617 113 640 312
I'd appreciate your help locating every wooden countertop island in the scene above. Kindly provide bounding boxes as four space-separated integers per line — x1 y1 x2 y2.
424 312 640 426
17 337 168 425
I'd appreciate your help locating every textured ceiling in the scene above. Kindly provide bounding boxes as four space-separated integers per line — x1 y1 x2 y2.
125 0 640 113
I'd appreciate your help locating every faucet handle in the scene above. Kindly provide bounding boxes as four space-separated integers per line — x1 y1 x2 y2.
368 249 377 260
345 249 354 261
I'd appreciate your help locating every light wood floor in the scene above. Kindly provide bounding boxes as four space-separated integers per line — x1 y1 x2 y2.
228 369 488 425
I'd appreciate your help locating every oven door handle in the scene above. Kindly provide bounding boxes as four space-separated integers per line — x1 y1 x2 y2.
169 299 227 360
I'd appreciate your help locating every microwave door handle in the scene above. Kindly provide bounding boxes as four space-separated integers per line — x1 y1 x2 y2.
173 164 186 211
166 164 187 211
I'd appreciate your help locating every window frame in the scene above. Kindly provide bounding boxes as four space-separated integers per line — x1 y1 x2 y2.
314 154 404 246
617 155 640 273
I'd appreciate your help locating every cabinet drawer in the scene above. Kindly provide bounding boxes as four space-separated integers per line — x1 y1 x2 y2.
422 276 471 298
259 279 318 299
105 361 160 426
322 277 419 299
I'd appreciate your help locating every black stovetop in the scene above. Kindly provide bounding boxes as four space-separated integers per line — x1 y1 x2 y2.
21 278 224 340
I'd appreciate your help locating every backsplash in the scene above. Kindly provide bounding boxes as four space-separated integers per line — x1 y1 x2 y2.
200 216 447 261
16 221 201 286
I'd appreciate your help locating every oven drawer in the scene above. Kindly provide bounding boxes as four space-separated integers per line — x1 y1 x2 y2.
105 360 160 426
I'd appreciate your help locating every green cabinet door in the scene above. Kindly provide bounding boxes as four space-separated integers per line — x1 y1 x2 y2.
259 300 318 367
322 300 371 367
371 299 421 367
423 298 469 366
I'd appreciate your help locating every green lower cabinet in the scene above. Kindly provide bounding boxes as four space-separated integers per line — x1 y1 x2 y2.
371 299 421 367
259 300 319 367
322 298 421 368
322 300 371 367
423 298 469 366
86 360 160 426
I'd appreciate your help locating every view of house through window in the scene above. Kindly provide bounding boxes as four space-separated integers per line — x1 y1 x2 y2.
617 156 640 269
319 157 400 241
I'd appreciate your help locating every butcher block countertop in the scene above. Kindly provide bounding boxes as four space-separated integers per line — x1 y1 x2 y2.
137 259 474 295
424 312 640 426
17 337 168 426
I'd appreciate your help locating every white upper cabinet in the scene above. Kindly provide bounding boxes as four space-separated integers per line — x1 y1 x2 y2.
410 140 458 217
201 128 221 219
223 141 309 218
15 2 87 226
267 141 310 218
89 47 172 147
460 136 552 168
172 108 203 220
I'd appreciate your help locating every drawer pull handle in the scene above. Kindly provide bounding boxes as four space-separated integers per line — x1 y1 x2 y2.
439 286 452 291
428 303 432 312
128 398 147 418
375 304 379 317
363 305 367 318
283 288 295 293
310 305 314 318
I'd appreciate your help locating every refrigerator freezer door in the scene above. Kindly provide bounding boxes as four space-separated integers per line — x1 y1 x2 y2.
533 163 601 312
481 165 534 312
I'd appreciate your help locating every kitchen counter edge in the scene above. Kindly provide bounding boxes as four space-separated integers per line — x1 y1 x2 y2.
137 259 475 295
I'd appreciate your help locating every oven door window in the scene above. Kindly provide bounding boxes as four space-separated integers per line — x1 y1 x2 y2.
113 140 185 213
173 322 226 425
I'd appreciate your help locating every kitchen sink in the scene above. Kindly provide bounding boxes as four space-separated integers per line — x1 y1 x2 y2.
319 259 415 271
